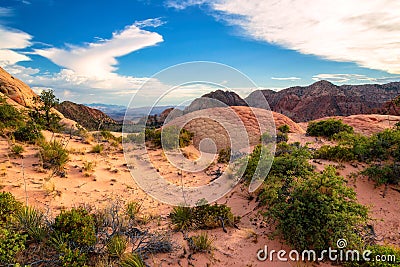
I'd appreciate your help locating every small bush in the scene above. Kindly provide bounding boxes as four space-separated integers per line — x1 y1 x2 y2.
145 127 193 149
120 253 145 267
361 164 400 186
11 144 24 155
346 244 400 266
100 130 115 140
58 246 88 267
0 192 22 226
307 119 353 138
15 206 47 241
314 145 355 162
276 132 288 143
13 121 43 143
266 166 368 252
107 234 127 258
0 228 26 264
217 148 231 163
40 140 69 172
53 207 96 247
91 144 104 153
169 204 238 231
126 201 141 221
169 206 193 231
188 232 213 253
278 124 290 133
83 161 95 172
0 97 24 132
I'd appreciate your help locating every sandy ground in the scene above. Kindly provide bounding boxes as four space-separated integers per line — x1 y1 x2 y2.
1 123 399 266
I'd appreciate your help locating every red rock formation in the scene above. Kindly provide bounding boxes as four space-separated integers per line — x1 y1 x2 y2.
0 67 37 107
246 80 400 122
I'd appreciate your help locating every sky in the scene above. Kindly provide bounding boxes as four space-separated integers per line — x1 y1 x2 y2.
1 0 400 106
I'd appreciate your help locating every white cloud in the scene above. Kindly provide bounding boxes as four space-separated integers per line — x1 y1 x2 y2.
1 19 167 105
0 26 32 65
175 0 400 74
312 73 400 83
134 18 166 28
0 7 13 17
166 0 209 10
34 21 163 78
271 76 301 81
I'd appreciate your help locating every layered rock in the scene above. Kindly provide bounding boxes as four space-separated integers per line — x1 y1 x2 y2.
246 80 400 122
166 106 302 152
0 67 36 107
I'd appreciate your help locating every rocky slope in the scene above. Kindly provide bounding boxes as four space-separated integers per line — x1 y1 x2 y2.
246 80 400 122
0 67 37 107
56 101 119 131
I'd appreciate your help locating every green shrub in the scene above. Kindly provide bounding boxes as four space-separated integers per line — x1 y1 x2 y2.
125 133 145 144
58 246 88 267
314 145 355 162
0 97 24 132
242 144 275 183
278 124 290 133
120 253 145 267
145 127 193 149
40 140 69 172
15 206 47 242
107 234 127 258
126 201 141 220
53 207 96 247
307 119 353 138
346 244 400 266
11 144 24 155
0 192 22 226
276 132 288 143
361 164 400 186
188 232 213 253
13 121 43 143
100 130 115 140
217 148 231 163
169 204 238 231
169 206 193 230
0 228 26 264
91 144 104 153
267 166 368 252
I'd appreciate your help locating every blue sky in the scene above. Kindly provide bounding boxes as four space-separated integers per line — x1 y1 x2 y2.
1 0 400 106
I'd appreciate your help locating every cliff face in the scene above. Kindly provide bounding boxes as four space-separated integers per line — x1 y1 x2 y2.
0 67 37 107
56 101 119 131
246 80 400 122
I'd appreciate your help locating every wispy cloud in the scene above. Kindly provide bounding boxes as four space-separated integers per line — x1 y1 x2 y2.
271 76 301 81
173 0 400 74
34 20 163 77
312 73 400 83
134 17 166 28
1 19 167 104
165 0 208 10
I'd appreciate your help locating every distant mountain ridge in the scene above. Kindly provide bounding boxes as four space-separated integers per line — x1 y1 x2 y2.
246 80 400 122
184 90 247 113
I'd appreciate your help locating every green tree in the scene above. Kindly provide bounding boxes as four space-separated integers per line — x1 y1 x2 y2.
31 89 61 131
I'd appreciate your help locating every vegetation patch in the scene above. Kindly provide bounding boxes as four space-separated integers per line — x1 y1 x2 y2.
307 118 353 138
